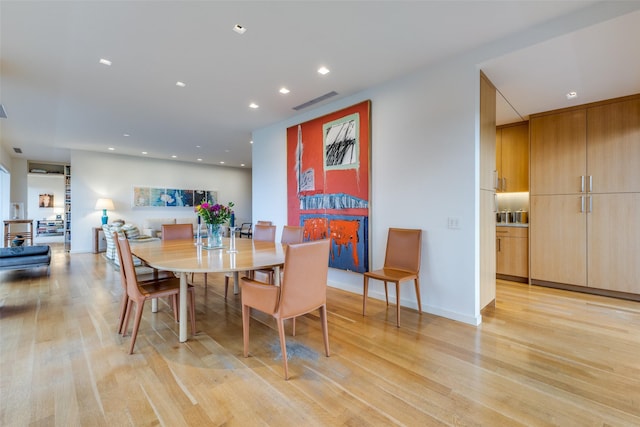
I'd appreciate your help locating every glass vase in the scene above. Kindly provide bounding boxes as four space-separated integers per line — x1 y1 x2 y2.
207 224 223 248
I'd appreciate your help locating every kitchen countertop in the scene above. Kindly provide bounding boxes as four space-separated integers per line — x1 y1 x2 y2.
496 223 529 228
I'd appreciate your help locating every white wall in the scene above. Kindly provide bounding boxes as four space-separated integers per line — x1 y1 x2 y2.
69 150 252 253
253 55 481 325
251 1 637 326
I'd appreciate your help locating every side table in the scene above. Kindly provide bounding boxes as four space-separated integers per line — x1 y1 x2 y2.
4 219 34 247
93 226 106 253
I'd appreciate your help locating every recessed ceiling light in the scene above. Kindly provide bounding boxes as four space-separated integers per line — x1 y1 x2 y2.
141 151 148 155
108 147 115 151
123 133 130 137
317 66 330 75
176 81 186 87
566 91 578 99
197 158 203 161
279 87 290 94
171 155 177 158
240 163 245 167
250 140 253 144
196 145 201 148
249 103 259 109
220 161 225 164
99 58 112 66
233 24 247 35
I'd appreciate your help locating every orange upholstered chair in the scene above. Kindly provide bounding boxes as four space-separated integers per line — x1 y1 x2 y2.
224 224 276 298
117 235 196 354
362 228 422 327
253 225 304 284
161 223 193 240
161 223 210 289
114 232 174 334
240 239 331 379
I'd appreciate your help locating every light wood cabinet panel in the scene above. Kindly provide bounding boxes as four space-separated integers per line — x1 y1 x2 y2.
587 193 640 293
480 72 497 191
496 122 529 192
587 97 640 193
479 72 497 309
480 189 496 309
530 110 586 195
496 227 528 278
530 195 587 286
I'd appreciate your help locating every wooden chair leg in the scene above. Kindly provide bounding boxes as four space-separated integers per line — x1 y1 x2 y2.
320 305 330 357
242 304 251 357
129 300 145 354
224 275 230 299
171 295 179 322
395 282 401 328
277 319 289 380
292 317 296 336
204 273 208 290
362 276 369 315
122 298 133 336
117 293 128 334
384 281 389 306
414 278 422 313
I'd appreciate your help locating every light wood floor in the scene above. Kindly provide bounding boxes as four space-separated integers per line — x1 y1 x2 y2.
1 244 639 426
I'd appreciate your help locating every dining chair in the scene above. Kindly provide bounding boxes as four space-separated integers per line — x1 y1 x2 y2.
224 224 277 298
362 228 422 327
254 225 304 284
117 235 196 354
161 223 209 288
238 222 252 238
161 223 193 240
113 232 176 335
256 220 273 226
240 239 331 380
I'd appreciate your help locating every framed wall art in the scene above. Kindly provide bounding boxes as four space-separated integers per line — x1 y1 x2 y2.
287 100 371 273
133 186 217 208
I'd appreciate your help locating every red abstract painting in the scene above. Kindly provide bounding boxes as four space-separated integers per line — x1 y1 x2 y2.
287 101 371 272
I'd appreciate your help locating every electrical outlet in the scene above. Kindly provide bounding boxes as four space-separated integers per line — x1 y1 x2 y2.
447 216 460 229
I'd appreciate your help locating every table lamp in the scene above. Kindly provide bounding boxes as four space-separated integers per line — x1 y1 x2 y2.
95 198 115 225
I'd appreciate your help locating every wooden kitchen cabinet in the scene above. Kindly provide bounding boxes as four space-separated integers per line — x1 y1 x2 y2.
479 72 497 309
530 109 586 196
587 97 640 193
530 94 640 296
496 121 529 192
530 195 586 287
496 226 528 280
587 193 640 293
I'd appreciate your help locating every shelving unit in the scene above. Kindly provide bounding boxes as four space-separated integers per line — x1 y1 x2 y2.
64 165 71 251
36 219 65 236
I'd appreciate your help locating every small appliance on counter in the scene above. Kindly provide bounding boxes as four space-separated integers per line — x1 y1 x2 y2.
497 209 528 224
514 210 528 224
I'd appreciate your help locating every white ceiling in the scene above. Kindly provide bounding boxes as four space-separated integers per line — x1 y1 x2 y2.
1 1 639 168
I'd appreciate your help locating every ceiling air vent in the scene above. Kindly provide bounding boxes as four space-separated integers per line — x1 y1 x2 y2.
13 147 23 154
293 91 338 111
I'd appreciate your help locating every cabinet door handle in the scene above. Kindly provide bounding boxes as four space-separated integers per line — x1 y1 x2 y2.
589 176 593 193
581 196 585 213
493 193 497 212
581 176 585 193
494 171 499 190
589 196 593 213
497 238 501 252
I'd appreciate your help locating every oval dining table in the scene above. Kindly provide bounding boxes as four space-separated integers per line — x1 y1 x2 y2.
130 237 285 342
